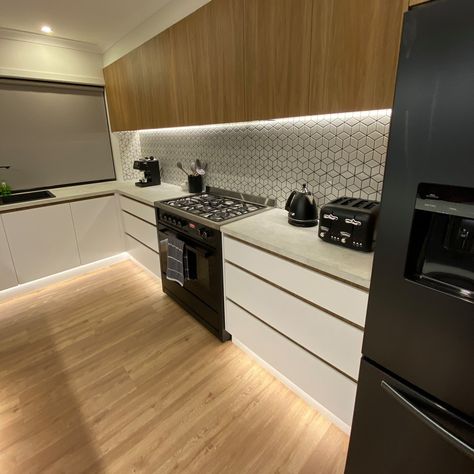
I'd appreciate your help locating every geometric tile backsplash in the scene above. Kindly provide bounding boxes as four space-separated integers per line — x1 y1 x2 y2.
116 109 391 208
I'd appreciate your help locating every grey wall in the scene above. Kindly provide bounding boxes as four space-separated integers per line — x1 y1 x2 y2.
116 109 391 208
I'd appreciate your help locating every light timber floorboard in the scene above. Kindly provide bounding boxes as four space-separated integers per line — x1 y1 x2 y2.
0 260 349 473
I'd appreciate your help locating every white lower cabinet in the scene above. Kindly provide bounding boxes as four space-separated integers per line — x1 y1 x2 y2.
121 198 160 277
223 235 369 431
122 212 159 252
2 203 80 283
0 192 162 290
70 196 123 264
226 300 357 428
225 262 363 380
125 234 161 277
119 195 156 224
0 216 18 290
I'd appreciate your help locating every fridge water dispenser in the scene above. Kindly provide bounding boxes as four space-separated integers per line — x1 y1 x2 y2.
406 184 474 301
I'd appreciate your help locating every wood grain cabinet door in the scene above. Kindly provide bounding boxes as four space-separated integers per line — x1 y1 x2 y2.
309 0 408 115
244 0 313 121
104 53 148 132
170 0 245 126
142 31 180 128
104 31 179 131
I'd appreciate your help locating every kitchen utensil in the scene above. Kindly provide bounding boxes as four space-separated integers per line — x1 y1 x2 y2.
195 159 206 175
285 184 318 227
190 162 197 176
176 162 189 177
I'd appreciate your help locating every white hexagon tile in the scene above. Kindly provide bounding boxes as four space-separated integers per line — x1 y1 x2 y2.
115 109 391 208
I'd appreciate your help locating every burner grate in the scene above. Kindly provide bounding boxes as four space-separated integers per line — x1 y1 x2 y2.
162 193 264 223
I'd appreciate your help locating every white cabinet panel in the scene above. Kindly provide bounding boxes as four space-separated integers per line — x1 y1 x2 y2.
225 262 363 380
70 196 123 265
226 300 357 427
3 204 80 283
125 234 161 277
223 236 368 327
0 216 18 290
119 195 156 224
122 212 159 252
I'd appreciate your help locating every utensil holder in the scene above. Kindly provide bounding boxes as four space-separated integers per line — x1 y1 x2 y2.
188 175 203 193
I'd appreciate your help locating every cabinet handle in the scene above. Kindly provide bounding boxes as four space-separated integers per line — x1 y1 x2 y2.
381 380 474 459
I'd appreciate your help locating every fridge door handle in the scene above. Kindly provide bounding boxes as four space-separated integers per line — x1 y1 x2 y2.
381 381 474 460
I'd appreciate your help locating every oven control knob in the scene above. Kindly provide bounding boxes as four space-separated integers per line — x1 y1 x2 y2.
199 228 211 239
341 237 347 244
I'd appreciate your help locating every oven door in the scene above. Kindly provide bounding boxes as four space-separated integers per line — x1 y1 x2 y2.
158 227 222 313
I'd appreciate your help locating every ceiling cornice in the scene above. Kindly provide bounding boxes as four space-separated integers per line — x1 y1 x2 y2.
0 27 101 54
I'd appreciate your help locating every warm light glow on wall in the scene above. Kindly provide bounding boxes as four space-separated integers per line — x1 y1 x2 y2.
137 109 392 135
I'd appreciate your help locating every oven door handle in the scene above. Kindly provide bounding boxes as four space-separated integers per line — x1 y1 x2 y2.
160 228 214 258
185 245 212 259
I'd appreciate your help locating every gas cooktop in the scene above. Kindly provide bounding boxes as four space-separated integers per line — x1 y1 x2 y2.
157 187 275 228
162 193 263 222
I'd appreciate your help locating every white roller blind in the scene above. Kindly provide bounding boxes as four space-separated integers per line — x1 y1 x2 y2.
0 79 115 191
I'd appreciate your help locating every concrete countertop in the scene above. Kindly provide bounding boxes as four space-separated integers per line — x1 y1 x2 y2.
0 181 189 212
221 208 373 290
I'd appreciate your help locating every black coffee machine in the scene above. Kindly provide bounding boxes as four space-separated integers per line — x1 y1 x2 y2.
134 157 161 187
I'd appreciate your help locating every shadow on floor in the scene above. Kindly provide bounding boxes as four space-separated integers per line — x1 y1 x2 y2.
0 287 104 473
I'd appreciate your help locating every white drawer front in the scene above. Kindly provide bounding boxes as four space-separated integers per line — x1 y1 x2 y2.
224 236 368 327
125 235 161 277
225 263 363 380
119 195 156 225
226 300 357 427
122 212 159 252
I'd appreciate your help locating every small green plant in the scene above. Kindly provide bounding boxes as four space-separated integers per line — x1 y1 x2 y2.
0 182 12 196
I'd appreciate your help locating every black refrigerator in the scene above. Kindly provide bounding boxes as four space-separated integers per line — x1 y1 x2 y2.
345 0 474 472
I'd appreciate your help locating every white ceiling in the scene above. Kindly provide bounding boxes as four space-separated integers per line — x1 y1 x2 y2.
0 0 174 51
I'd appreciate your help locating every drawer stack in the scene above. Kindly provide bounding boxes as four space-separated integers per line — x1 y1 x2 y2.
120 195 160 277
223 236 369 431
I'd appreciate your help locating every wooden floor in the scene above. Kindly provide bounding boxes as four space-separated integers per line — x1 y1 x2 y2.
0 260 348 473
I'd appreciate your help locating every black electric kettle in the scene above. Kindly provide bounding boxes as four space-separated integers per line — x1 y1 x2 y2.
285 184 318 227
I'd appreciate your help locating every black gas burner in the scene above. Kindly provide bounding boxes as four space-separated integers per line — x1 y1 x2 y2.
161 193 264 223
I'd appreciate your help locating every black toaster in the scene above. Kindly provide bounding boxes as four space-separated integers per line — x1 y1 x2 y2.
318 197 380 252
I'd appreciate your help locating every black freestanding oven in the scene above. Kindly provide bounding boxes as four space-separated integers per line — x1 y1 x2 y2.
345 0 474 472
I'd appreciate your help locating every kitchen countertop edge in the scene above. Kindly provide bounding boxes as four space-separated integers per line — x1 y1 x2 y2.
0 181 189 212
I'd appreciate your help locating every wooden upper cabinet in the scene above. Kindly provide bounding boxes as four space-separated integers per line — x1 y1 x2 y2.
140 31 179 128
208 0 245 124
104 30 177 131
244 0 313 121
104 0 409 131
169 0 245 126
103 55 140 132
309 0 408 115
